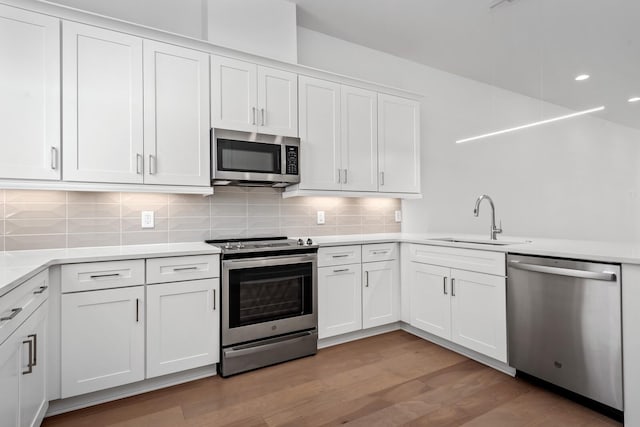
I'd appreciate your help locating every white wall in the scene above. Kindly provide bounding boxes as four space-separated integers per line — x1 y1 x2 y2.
298 27 640 242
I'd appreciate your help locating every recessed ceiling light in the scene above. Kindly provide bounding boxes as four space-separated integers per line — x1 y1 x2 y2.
575 74 590 81
628 97 640 103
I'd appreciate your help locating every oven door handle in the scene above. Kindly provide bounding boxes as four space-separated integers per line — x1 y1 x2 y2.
223 254 317 269
224 331 315 359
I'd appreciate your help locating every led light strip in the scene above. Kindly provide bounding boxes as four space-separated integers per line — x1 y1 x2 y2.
455 105 605 144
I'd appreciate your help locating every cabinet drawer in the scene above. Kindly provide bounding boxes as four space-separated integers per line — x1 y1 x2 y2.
146 255 220 284
408 244 505 276
61 260 145 293
318 245 362 267
0 269 49 345
362 243 398 263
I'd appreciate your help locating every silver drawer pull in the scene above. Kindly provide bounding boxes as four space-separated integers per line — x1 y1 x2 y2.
332 254 350 258
33 286 48 295
89 273 121 279
28 334 37 366
333 268 349 273
371 250 389 255
22 338 33 375
173 266 199 272
1 307 22 321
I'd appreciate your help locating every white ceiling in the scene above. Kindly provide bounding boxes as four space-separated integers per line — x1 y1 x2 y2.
291 0 640 130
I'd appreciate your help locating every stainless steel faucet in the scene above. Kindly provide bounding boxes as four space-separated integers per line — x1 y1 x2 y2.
473 195 502 240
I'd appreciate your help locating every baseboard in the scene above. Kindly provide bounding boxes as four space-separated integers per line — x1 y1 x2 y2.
399 323 516 376
46 365 217 417
318 323 402 349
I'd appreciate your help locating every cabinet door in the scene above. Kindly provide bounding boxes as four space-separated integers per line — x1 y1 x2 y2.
409 263 451 339
341 85 378 192
318 264 362 339
377 94 420 193
19 303 47 427
362 260 399 329
450 269 507 362
143 40 210 186
61 286 144 398
63 22 144 184
298 76 341 191
257 66 298 137
211 56 257 133
146 279 219 378
0 5 60 181
0 327 21 427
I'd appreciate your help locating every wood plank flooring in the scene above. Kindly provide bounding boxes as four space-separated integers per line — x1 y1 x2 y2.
43 331 621 426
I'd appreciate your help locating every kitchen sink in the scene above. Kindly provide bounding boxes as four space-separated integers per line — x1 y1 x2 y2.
426 237 529 246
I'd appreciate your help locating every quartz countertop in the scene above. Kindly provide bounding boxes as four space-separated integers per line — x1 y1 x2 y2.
0 242 221 297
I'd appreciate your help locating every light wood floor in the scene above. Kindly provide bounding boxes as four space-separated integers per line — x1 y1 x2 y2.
43 331 621 427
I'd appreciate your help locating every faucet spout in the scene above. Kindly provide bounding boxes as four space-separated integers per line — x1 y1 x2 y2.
473 195 502 240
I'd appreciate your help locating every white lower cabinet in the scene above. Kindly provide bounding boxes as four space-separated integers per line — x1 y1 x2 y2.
407 245 507 363
0 329 21 426
362 260 399 329
61 286 145 398
146 279 220 378
318 264 362 339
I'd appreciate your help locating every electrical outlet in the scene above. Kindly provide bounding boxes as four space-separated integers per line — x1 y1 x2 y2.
141 211 154 229
394 210 402 223
317 210 325 225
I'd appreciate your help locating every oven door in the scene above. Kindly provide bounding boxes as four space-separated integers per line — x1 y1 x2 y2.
222 254 317 346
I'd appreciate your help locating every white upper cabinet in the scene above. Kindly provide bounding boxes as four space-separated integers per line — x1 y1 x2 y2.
298 76 341 191
63 22 144 184
341 85 378 192
377 94 420 194
212 56 298 136
143 40 210 186
257 66 298 137
211 56 257 133
0 5 60 181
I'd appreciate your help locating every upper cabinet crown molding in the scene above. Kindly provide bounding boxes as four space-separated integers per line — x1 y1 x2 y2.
211 55 298 137
0 5 60 181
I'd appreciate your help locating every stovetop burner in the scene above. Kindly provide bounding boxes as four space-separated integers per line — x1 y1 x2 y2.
205 236 317 257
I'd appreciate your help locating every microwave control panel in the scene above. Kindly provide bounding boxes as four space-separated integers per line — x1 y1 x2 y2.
285 146 299 175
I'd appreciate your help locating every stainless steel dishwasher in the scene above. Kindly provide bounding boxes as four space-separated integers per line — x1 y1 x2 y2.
507 254 622 411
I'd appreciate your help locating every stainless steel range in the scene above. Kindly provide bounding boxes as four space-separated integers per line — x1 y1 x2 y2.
206 236 318 377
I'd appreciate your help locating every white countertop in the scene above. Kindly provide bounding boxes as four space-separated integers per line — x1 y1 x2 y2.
3 233 640 299
0 242 221 297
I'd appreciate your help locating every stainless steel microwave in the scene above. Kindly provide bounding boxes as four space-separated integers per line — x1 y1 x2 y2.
211 129 300 187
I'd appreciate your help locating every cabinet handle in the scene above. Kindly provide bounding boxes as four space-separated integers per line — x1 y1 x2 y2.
337 168 341 184
22 338 34 375
136 153 143 174
343 169 348 184
213 289 216 311
51 146 58 170
0 307 22 322
333 268 349 273
149 154 156 175
332 254 349 258
28 334 37 366
89 273 120 279
365 271 369 287
173 266 198 272
136 298 139 322
443 277 448 295
261 108 265 126
33 285 48 295
451 278 456 296
252 107 256 125
371 250 388 255
380 171 385 186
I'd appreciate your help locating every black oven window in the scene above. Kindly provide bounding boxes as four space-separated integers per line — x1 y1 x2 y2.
228 263 313 328
217 139 281 174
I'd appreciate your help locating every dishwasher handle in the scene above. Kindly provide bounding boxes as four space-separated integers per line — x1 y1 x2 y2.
508 260 617 282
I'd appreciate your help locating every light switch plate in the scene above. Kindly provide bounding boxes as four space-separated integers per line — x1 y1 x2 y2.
317 211 325 225
141 211 154 229
394 210 402 223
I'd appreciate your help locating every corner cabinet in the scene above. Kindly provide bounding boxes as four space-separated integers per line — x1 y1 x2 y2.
211 55 298 137
406 244 507 363
378 94 420 194
0 5 60 181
